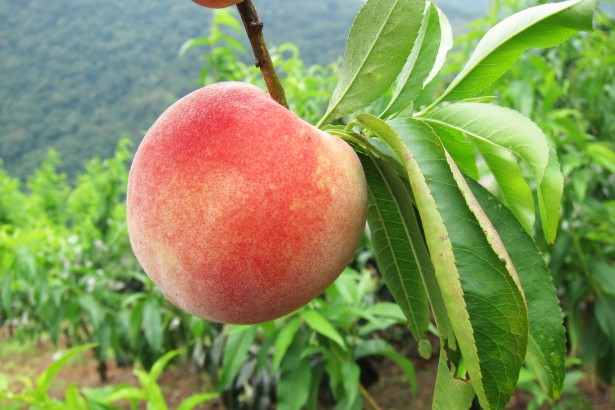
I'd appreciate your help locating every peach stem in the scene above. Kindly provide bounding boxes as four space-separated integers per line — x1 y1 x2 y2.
236 0 289 109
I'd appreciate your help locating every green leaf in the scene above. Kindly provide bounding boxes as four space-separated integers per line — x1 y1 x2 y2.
272 317 302 372
0 373 8 391
142 297 163 355
65 383 87 410
595 297 615 341
590 261 615 298
357 119 456 348
1 274 12 317
217 34 246 54
338 362 361 409
471 137 535 233
587 142 615 173
360 115 528 409
332 268 361 305
276 332 312 410
129 297 146 346
78 294 104 329
35 344 97 396
306 362 326 410
432 349 475 410
433 0 596 104
468 177 566 400
102 384 147 404
178 38 210 58
149 350 182 385
176 392 219 410
216 325 257 390
360 155 430 340
318 0 425 126
133 369 162 406
254 328 277 373
355 339 417 394
424 102 548 184
432 126 480 180
537 145 564 244
382 2 452 118
212 9 243 32
423 102 563 242
365 302 406 322
422 4 453 86
302 310 346 350
419 338 433 359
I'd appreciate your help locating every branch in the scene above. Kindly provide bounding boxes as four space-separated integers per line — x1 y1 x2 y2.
360 383 384 410
236 0 289 108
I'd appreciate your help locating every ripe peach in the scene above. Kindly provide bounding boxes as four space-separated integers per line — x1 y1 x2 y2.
126 82 367 324
190 0 243 9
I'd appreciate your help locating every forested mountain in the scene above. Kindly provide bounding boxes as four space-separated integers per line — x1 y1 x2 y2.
0 0 485 178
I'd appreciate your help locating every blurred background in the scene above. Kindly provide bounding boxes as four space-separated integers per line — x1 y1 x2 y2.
1 0 614 409
0 0 489 179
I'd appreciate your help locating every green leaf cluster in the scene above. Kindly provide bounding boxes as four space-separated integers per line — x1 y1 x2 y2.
0 142 416 409
0 345 217 409
467 1 615 387
0 140 200 373
317 0 597 408
199 267 417 410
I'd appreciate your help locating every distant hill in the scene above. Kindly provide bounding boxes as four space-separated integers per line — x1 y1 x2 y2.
0 0 484 178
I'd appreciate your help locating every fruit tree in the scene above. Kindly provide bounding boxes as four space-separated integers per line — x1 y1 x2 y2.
127 0 598 408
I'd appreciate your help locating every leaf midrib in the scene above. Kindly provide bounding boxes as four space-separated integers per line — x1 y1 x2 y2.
366 161 421 333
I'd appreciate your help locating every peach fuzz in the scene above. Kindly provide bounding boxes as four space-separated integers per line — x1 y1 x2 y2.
190 0 243 9
126 82 367 324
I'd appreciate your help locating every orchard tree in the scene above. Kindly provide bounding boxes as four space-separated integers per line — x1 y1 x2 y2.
127 0 598 408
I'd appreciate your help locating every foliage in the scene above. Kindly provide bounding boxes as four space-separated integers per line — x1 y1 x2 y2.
516 357 590 410
547 11 615 388
0 345 218 410
314 0 597 408
0 15 414 407
454 0 615 389
0 0 611 409
0 139 416 408
205 267 417 410
0 140 197 375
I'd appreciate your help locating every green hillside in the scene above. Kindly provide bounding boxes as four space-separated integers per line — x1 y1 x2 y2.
0 0 482 178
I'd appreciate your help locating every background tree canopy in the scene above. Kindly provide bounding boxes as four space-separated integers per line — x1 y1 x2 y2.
0 0 486 179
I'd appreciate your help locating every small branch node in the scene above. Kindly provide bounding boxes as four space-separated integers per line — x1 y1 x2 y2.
250 20 264 32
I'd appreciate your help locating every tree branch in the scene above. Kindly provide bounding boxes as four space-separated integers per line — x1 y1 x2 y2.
360 383 384 410
236 0 289 108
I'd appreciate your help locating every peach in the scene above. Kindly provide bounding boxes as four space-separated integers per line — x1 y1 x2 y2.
190 0 243 9
126 82 367 324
